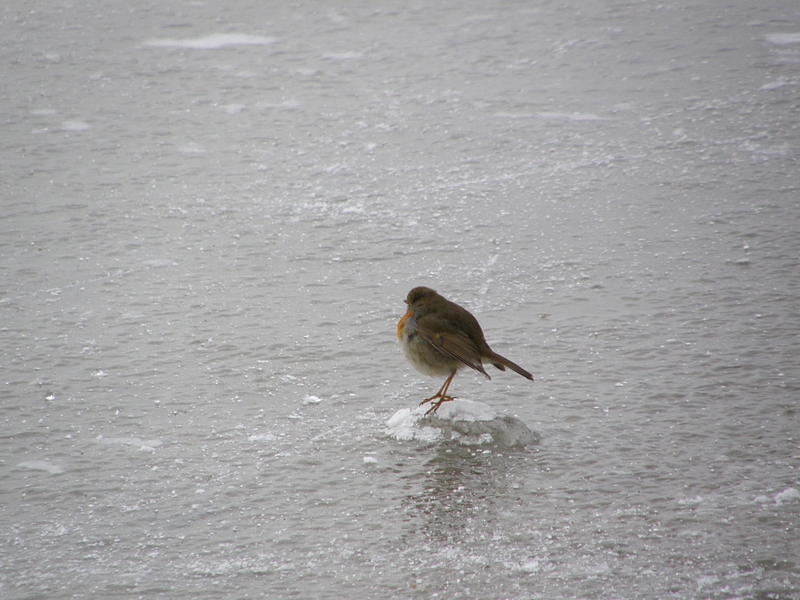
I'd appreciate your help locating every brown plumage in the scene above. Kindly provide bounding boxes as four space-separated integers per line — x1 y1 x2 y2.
397 286 533 414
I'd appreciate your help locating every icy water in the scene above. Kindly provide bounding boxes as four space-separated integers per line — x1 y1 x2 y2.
2 1 800 598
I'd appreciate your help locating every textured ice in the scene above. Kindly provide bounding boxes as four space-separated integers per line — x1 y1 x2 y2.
5 2 799 598
386 399 539 448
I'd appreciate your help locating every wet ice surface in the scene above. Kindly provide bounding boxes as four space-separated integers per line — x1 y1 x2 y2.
2 0 799 598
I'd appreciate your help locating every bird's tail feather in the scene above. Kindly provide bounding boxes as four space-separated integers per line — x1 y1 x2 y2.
487 351 534 381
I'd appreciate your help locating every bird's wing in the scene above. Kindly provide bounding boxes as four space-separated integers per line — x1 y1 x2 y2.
415 315 491 379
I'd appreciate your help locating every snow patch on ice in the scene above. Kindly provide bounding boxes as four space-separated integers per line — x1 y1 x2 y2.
322 52 363 61
754 487 799 506
696 575 719 590
517 559 541 573
143 33 275 49
493 111 534 119
385 399 539 448
678 496 703 505
96 435 162 452
538 111 605 121
223 103 246 114
774 487 799 505
18 461 64 475
178 144 206 155
765 33 800 45
257 100 301 110
142 258 178 268
61 120 91 131
434 398 500 421
386 408 444 443
761 78 793 91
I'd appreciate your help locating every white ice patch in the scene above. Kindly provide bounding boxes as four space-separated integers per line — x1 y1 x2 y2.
120 311 145 320
178 144 206 155
774 487 800 505
754 487 799 506
61 120 91 131
765 33 800 45
322 52 363 60
223 104 246 114
538 111 605 121
143 33 275 49
256 100 301 110
696 575 719 590
493 112 535 119
142 258 178 268
517 559 541 573
678 496 703 505
18 461 64 475
386 408 444 443
96 435 162 452
761 78 792 91
433 398 500 421
385 399 539 448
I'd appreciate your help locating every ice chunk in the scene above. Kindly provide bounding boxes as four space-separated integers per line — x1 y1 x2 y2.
385 399 539 448
775 487 799 505
385 408 444 444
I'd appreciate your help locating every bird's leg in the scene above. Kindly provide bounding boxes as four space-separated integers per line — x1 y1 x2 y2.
419 371 456 406
421 370 458 415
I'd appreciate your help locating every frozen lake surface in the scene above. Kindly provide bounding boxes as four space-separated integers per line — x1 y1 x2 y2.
2 1 799 598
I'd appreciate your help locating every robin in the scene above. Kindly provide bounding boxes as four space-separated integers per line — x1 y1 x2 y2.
397 286 534 415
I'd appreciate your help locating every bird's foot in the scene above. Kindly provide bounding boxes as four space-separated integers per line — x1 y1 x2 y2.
423 395 456 415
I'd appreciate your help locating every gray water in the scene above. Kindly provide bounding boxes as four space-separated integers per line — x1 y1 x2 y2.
2 1 799 598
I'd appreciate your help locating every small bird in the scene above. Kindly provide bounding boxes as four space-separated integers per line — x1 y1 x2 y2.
397 286 534 414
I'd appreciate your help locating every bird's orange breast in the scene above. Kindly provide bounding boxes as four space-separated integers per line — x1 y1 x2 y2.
397 309 413 339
